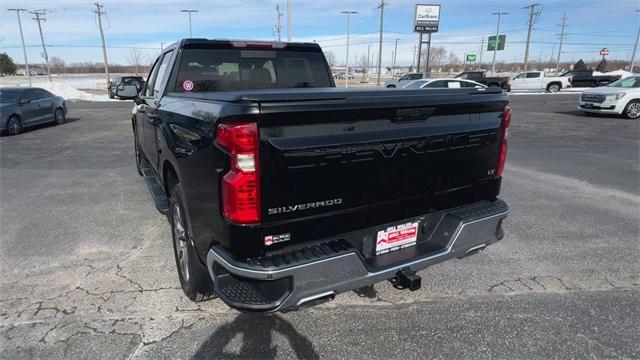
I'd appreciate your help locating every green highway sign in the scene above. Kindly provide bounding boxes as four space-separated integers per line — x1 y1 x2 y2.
487 35 506 51
466 54 477 62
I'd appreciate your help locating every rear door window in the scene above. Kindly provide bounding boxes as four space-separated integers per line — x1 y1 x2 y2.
173 48 332 92
526 72 541 78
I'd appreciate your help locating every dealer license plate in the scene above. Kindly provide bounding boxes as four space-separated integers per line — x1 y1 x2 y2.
375 221 419 256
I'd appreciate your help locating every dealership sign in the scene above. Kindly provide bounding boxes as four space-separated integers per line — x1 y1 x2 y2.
600 48 609 56
414 4 441 33
466 54 477 62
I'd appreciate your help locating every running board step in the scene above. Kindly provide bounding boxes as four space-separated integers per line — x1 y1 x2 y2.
140 160 169 215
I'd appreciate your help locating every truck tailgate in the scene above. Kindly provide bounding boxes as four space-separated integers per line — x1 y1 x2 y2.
257 88 508 231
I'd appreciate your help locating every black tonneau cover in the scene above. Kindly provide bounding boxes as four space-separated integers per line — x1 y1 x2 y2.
167 86 505 103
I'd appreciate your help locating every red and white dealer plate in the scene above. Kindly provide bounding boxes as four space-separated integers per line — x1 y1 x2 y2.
375 221 419 255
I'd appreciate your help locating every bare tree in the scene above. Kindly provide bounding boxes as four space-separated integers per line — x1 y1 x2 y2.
324 50 337 67
421 47 447 70
124 48 144 75
49 57 66 74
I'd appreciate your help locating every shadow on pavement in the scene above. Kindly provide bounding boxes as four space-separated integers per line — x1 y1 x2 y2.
191 313 319 360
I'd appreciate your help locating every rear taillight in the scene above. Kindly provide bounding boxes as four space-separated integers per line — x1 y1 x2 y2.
216 122 260 224
496 106 512 177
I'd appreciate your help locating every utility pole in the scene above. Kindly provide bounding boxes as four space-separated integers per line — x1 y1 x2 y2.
412 45 417 71
491 12 508 76
424 33 432 73
341 10 357 88
523 3 541 71
180 9 198 37
94 3 110 89
555 12 568 75
287 0 292 41
7 8 31 86
376 0 385 86
366 44 372 81
392 38 398 78
479 35 485 69
274 4 283 41
629 10 640 72
31 10 52 83
417 33 423 73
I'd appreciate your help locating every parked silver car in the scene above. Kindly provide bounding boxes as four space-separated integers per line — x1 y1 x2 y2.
385 72 431 88
0 87 66 135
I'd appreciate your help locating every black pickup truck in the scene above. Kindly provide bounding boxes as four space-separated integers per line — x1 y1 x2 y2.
117 39 511 312
561 69 621 88
455 71 511 91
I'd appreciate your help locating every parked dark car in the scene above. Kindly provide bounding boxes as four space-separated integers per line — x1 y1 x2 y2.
561 70 621 88
120 39 510 313
455 71 511 91
108 76 145 98
0 87 66 136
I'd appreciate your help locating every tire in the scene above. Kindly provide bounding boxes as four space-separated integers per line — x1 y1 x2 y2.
7 115 23 135
546 83 561 93
623 100 640 119
134 130 143 176
108 92 114 99
387 84 396 88
54 108 65 125
169 184 216 302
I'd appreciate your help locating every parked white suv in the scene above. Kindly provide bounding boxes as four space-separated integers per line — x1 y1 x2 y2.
578 76 640 119
510 71 571 92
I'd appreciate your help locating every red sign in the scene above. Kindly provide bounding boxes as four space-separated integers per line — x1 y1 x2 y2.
600 48 609 56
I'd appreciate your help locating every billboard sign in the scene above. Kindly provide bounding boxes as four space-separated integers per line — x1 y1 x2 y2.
414 4 441 33
600 48 609 56
466 54 477 62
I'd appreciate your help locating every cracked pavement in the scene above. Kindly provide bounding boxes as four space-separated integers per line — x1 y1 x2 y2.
0 94 639 359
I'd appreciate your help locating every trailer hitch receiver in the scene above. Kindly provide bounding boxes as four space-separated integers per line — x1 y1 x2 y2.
389 268 422 291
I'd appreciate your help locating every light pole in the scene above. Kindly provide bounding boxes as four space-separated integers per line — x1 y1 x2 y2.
7 8 31 86
491 12 508 76
181 9 198 38
341 10 357 88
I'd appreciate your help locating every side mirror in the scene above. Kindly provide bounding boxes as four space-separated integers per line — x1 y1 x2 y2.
115 84 139 100
19 98 31 105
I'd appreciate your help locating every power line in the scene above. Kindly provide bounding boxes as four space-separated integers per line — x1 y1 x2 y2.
523 3 541 71
6 8 31 86
93 2 110 86
556 12 568 75
30 10 53 82
630 9 640 72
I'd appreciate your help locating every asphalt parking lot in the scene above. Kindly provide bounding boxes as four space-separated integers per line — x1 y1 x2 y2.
1 93 638 359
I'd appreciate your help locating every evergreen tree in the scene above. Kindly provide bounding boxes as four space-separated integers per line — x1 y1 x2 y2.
595 58 608 72
0 53 17 76
574 59 587 70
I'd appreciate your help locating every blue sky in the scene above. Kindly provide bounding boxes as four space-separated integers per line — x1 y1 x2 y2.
1 0 638 67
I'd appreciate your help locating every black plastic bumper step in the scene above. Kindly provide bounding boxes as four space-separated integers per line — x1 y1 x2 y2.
243 239 353 270
140 160 169 215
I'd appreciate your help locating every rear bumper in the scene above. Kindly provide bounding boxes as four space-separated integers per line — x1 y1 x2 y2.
207 199 509 312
